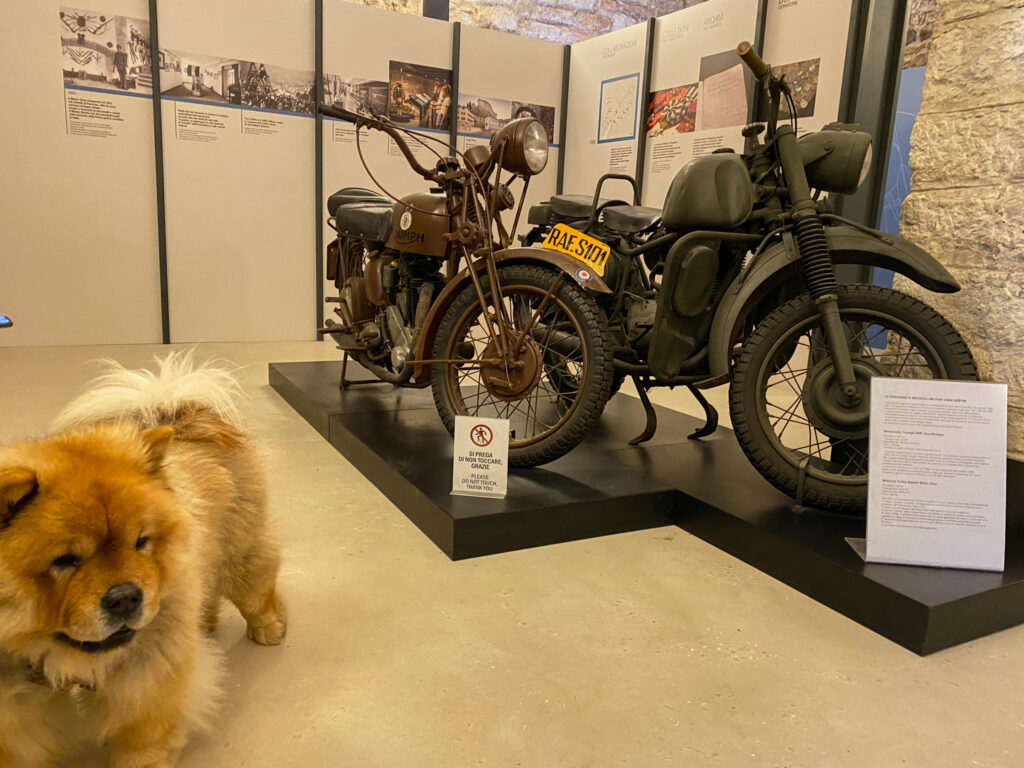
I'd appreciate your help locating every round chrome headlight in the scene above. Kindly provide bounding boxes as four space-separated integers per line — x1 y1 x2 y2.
490 117 550 176
522 120 549 174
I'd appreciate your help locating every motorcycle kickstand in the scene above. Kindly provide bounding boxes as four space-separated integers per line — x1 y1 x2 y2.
338 352 389 390
791 456 812 514
628 375 658 445
686 385 719 440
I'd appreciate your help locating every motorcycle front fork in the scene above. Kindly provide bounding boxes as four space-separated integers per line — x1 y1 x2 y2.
774 125 861 405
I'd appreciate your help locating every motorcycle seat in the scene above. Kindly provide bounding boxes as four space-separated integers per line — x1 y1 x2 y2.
527 202 552 225
327 187 388 217
602 205 661 234
549 194 623 220
333 202 392 243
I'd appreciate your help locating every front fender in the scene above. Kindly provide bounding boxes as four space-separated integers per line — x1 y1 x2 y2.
411 247 611 384
703 225 961 385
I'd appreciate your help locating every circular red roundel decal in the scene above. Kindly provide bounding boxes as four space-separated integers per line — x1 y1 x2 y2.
470 424 494 447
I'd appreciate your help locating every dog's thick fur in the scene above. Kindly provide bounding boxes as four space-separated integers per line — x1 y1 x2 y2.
0 352 286 767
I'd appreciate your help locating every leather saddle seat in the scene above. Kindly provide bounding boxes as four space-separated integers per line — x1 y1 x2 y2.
334 202 392 243
327 186 388 217
602 205 662 234
549 194 625 220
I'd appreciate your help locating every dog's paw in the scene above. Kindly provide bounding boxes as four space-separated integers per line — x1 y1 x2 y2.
246 614 287 646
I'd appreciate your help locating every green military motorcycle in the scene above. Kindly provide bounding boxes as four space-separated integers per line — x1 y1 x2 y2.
521 42 977 513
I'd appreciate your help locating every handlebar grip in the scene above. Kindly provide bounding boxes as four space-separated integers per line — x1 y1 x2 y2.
319 104 361 123
737 41 770 79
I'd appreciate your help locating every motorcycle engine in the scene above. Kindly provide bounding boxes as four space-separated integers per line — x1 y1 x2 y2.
625 294 658 348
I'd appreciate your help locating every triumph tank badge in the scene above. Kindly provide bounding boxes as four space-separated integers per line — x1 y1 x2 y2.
400 211 413 230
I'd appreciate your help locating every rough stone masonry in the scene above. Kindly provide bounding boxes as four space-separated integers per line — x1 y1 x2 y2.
449 0 710 43
897 0 1024 457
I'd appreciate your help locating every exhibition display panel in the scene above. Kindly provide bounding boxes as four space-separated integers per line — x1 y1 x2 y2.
157 0 317 342
2 0 1018 656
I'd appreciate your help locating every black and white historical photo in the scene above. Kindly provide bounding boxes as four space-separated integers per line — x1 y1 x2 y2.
457 94 556 143
60 7 152 94
159 48 314 114
325 74 388 116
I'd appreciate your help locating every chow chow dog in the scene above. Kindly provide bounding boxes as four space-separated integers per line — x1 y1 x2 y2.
0 352 286 767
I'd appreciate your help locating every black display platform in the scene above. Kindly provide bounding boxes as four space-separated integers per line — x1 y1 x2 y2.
270 360 1024 655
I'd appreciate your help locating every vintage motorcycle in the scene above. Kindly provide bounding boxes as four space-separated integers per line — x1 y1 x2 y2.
318 105 614 467
520 42 977 513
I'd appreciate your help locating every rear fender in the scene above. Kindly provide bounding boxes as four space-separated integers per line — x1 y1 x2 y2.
702 225 962 385
411 247 611 384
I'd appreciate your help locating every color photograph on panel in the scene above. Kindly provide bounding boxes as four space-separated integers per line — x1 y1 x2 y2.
159 48 314 114
755 58 821 119
647 83 697 136
597 73 640 143
60 7 151 94
387 60 452 129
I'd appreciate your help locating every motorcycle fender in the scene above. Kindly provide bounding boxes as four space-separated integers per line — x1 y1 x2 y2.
411 247 612 385
703 225 962 385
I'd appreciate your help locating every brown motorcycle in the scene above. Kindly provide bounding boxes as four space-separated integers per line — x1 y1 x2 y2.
318 105 614 467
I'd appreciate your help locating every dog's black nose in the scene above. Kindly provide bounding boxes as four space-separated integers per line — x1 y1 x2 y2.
100 582 143 620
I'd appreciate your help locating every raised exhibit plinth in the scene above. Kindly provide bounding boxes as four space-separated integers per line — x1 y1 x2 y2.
269 360 1024 655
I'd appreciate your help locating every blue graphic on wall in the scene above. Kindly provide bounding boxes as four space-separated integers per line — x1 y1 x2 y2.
876 66 926 288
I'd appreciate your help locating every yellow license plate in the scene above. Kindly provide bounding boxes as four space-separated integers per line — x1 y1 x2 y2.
540 223 610 277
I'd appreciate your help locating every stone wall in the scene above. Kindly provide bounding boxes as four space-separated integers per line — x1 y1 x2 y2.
904 0 938 68
449 0 708 44
897 0 1024 457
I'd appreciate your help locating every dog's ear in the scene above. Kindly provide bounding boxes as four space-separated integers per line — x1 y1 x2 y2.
140 426 175 473
0 467 38 528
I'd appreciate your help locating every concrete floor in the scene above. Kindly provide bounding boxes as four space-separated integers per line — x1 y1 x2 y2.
2 341 1022 767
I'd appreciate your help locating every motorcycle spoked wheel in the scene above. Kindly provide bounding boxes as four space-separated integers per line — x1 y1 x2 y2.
729 284 978 514
430 264 614 468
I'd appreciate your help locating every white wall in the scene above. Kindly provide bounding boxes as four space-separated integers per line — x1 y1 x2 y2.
457 24 564 234
641 0 759 207
563 21 648 202
158 0 316 342
0 0 162 346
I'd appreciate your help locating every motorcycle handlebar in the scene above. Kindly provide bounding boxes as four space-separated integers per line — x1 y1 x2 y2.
318 104 360 123
318 104 437 181
737 41 770 80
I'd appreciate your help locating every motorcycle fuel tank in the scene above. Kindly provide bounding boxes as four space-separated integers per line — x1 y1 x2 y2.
387 192 450 258
662 153 753 231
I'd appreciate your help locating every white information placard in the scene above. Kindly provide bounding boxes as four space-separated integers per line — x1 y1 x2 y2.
867 378 1008 571
452 415 510 499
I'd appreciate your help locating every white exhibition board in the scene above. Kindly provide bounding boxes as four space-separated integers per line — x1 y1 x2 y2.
321 2 452 302
761 0 854 135
642 0 759 208
456 24 564 234
0 0 162 346
562 21 648 201
158 0 316 342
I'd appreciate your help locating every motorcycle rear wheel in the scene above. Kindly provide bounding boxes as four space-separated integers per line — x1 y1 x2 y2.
430 264 614 468
729 284 978 514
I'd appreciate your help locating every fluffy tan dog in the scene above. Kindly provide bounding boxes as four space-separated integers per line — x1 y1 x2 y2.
0 352 286 767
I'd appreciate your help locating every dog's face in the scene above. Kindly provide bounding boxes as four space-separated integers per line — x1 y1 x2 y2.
0 424 188 672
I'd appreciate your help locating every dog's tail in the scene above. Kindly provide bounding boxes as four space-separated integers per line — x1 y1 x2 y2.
54 349 246 433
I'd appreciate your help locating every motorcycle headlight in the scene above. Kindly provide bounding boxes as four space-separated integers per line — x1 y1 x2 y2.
798 125 873 194
491 117 549 176
858 142 872 186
